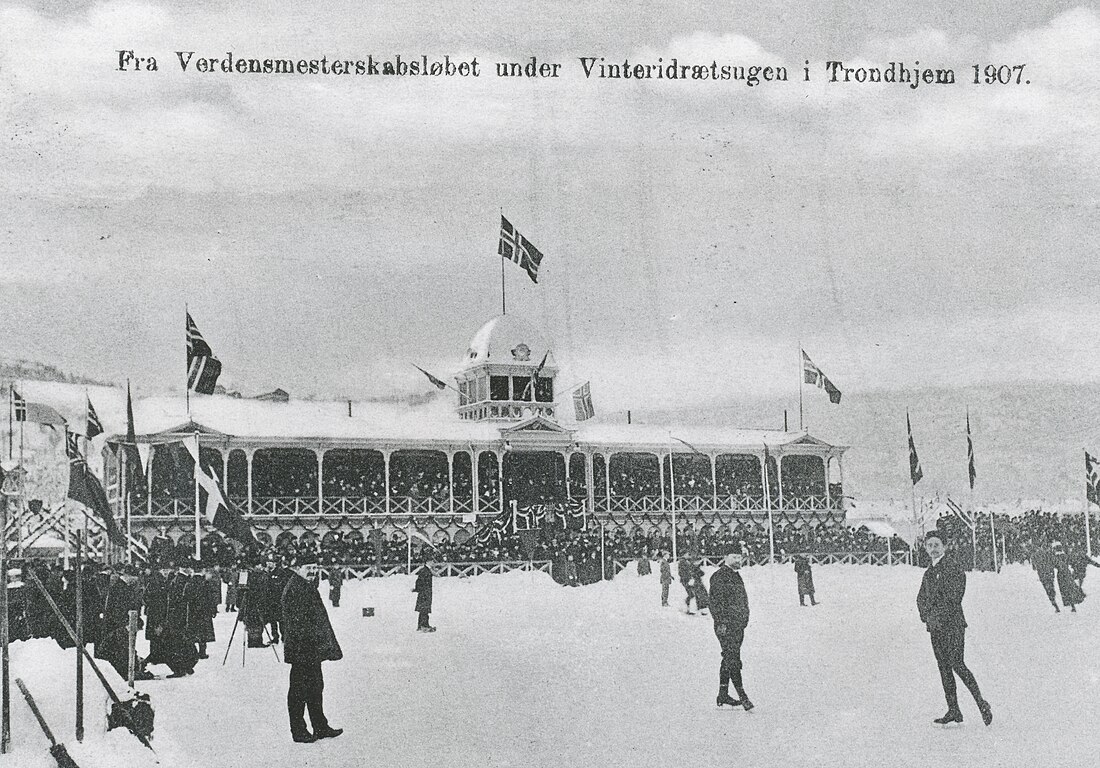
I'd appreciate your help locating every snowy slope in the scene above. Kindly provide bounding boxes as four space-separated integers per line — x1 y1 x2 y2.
2 564 1097 768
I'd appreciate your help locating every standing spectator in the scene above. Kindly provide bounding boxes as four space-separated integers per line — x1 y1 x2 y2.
564 555 579 587
1052 541 1085 613
658 551 672 607
708 552 753 711
794 555 817 606
281 555 343 743
413 558 436 632
691 558 709 615
328 568 344 608
1030 542 1060 612
224 566 239 612
916 531 992 726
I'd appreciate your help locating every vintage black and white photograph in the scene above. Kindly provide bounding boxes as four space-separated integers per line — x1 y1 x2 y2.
1 1 1099 766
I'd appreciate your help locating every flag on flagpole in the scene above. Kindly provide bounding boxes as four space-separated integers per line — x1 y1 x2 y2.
907 411 923 486
498 215 545 284
413 365 448 391
65 429 125 544
1086 451 1099 506
86 396 103 439
966 410 976 490
521 352 549 400
186 312 223 394
572 381 595 421
801 351 842 404
121 379 144 479
12 388 66 426
194 463 257 547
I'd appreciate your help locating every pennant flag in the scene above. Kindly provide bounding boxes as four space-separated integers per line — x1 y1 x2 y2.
66 429 125 545
907 411 923 486
573 382 595 421
193 460 257 547
86 396 103 439
945 497 975 530
12 388 66 426
801 351 842 404
186 312 223 394
1087 451 1099 506
498 215 545 284
413 364 448 391
408 528 437 549
966 410 976 491
672 436 707 457
521 352 549 400
118 379 145 483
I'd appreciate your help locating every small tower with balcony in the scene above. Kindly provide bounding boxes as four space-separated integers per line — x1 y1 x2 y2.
455 315 558 421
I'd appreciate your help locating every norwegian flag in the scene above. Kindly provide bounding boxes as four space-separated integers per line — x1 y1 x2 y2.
186 312 222 394
521 352 550 401
498 215 545 284
907 411 923 486
86 396 103 439
801 350 842 404
573 382 595 421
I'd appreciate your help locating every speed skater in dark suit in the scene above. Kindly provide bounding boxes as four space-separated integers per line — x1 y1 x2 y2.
281 554 344 743
708 552 753 711
916 531 992 726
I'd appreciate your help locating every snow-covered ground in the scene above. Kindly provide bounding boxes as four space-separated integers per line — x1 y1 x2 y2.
2 563 1098 768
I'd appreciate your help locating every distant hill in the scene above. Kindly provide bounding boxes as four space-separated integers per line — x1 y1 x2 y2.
0 358 113 388
628 381 1100 506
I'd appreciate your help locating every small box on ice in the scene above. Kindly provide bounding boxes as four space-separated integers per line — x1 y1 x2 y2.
362 607 375 617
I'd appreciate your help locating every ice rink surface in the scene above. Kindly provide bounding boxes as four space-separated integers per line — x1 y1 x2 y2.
3 562 1098 767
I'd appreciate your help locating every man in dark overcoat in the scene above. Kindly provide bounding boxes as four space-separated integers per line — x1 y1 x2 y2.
413 558 436 632
794 555 817 606
708 552 753 710
917 531 992 726
281 555 343 743
327 568 344 608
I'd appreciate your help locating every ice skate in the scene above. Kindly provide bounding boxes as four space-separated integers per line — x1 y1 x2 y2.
933 710 963 725
716 692 741 708
977 700 993 726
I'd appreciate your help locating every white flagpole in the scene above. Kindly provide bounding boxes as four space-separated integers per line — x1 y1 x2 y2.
797 342 804 430
193 434 201 562
667 437 678 563
1085 451 1093 558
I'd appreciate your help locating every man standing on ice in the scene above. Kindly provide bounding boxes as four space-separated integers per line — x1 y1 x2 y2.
281 554 344 743
916 531 992 726
413 557 437 632
708 552 753 711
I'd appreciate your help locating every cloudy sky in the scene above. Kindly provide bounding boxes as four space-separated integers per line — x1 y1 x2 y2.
1 1 1098 412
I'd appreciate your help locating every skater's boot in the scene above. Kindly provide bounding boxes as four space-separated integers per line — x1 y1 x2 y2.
716 690 741 707
738 694 754 712
933 709 963 725
1053 603 1061 613
977 700 993 726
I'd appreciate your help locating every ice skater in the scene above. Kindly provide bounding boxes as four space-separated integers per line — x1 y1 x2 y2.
1030 540 1060 612
708 552 753 711
794 555 817 606
1052 541 1085 612
658 551 672 607
916 531 992 726
414 557 437 632
282 555 344 743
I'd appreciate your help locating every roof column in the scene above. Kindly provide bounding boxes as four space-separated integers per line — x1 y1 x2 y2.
447 450 455 515
383 450 392 516
710 453 718 514
246 448 254 516
317 448 324 516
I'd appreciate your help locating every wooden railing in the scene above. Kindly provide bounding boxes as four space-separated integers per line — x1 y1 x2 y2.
320 560 553 580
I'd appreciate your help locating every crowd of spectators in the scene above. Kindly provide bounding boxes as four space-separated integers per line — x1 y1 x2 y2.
920 509 1098 570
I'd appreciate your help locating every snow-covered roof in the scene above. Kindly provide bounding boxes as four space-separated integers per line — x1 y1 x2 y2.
15 380 844 453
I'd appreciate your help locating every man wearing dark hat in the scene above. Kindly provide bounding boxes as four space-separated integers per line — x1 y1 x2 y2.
413 557 436 632
917 531 992 726
708 552 753 711
281 553 343 743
